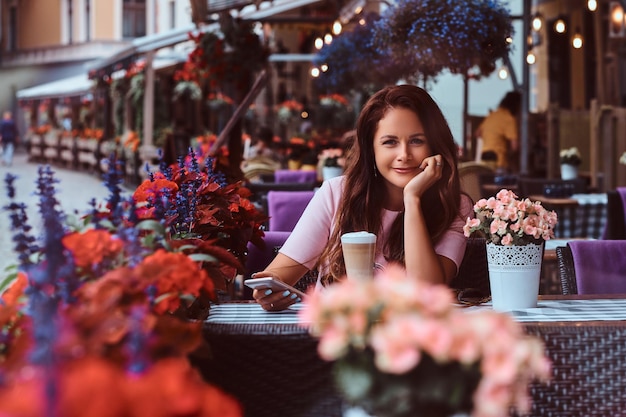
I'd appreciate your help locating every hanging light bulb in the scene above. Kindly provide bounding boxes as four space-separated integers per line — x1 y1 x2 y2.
554 18 566 34
527 50 536 65
314 37 323 50
324 33 333 45
310 67 320 77
320 64 329 72
572 29 583 48
588 0 597 11
532 14 543 31
332 20 342 36
498 66 509 80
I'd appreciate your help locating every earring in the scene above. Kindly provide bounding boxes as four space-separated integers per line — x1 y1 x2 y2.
373 163 378 177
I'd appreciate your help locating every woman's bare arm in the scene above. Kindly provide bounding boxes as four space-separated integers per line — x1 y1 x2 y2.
251 253 310 310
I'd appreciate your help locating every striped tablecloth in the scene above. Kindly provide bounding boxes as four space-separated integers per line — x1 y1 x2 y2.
206 298 626 325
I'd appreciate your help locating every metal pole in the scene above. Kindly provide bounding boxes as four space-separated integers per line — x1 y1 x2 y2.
520 0 531 176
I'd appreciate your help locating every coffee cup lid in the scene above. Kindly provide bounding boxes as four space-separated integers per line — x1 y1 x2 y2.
341 231 376 244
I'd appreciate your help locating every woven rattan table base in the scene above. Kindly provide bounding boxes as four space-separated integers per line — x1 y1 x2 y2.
197 322 626 417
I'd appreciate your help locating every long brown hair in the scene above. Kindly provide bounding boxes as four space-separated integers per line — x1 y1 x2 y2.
316 84 461 283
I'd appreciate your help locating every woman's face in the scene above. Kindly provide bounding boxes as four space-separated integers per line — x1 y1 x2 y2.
373 107 432 196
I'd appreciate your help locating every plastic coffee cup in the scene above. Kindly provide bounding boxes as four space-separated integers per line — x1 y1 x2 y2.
341 231 377 281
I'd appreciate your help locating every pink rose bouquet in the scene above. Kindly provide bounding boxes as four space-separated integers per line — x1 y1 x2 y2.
463 189 558 246
299 264 551 417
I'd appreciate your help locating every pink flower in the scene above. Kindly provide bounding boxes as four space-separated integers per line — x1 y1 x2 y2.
501 234 513 245
317 324 349 361
299 265 551 417
464 188 556 245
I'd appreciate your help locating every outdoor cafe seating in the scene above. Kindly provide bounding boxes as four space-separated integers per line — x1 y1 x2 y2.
556 240 626 295
198 296 626 417
603 188 626 240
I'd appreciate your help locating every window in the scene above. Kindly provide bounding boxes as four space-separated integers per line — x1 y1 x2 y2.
169 0 176 29
85 0 91 41
8 5 17 51
123 0 146 39
67 0 73 44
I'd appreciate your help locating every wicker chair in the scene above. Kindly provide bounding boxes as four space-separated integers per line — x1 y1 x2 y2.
556 245 578 295
516 177 587 199
458 162 494 203
602 189 626 240
557 241 626 295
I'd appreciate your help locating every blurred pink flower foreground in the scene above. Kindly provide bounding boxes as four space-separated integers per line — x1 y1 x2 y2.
300 264 551 417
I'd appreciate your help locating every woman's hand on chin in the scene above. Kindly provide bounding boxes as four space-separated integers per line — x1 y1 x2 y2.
404 154 443 199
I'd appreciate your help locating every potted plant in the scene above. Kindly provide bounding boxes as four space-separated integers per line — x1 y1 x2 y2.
463 189 558 311
318 148 344 181
0 158 247 416
559 147 582 180
300 264 551 417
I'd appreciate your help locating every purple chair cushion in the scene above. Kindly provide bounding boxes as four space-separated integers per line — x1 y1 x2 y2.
243 231 291 299
267 190 315 232
568 240 626 294
274 169 317 184
245 231 292 277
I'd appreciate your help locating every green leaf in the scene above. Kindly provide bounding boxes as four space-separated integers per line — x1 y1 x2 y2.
135 220 166 235
188 253 218 263
0 266 19 294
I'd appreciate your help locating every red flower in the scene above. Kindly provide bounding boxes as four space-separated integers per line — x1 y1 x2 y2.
62 229 123 268
135 250 212 314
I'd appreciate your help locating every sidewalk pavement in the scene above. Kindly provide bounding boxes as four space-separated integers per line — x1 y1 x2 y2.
0 150 129 279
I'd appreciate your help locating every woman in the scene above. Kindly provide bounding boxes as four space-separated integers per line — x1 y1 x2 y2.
252 85 473 310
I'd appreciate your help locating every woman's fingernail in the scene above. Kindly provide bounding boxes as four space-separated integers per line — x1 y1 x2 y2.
251 273 257 277
264 289 273 295
290 293 298 299
282 290 291 297
296 298 302 303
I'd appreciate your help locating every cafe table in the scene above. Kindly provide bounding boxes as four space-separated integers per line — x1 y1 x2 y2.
195 296 626 417
529 193 608 239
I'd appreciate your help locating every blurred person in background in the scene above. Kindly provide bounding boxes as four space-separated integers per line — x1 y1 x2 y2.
0 111 19 167
475 91 521 173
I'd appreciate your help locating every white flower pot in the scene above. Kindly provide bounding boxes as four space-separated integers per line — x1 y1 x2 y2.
560 163 578 180
323 166 343 181
486 242 543 311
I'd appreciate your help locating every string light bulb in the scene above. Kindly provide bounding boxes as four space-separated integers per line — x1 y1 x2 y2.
587 0 597 11
554 18 566 34
314 37 324 50
311 67 320 77
498 66 509 80
532 14 543 31
332 20 342 36
572 29 583 48
526 50 536 65
324 33 333 45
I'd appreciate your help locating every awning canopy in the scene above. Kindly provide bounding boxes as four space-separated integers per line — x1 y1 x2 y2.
18 58 183 101
87 24 216 79
89 0 327 78
236 0 322 20
16 74 92 101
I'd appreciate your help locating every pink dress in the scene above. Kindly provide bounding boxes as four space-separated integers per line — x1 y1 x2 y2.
279 176 473 285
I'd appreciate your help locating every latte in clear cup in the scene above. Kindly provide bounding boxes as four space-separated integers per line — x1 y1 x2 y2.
341 231 377 281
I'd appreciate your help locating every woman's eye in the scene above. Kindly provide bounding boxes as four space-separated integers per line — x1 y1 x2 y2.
410 138 425 145
382 139 397 146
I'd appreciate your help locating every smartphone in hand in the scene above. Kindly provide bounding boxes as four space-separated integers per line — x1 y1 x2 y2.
244 277 306 299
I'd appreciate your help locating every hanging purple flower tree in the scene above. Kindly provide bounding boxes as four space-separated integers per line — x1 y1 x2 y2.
313 13 402 95
371 0 514 83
